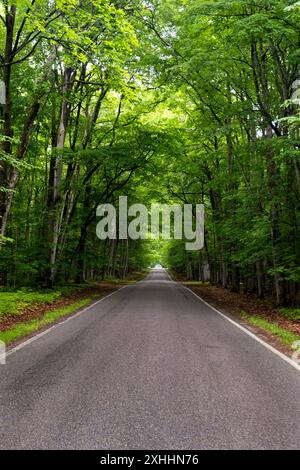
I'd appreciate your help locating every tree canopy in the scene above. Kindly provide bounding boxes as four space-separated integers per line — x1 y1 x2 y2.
0 0 300 305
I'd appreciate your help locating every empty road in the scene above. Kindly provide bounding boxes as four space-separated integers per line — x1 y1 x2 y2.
1 268 300 449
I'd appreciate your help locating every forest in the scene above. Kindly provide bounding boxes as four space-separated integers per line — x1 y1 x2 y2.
0 0 300 306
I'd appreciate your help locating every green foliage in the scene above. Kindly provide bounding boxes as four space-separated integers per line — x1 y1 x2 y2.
0 290 62 319
241 312 300 346
0 297 94 344
0 0 299 309
278 307 300 321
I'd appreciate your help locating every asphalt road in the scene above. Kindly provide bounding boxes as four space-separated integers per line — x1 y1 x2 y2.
1 268 300 449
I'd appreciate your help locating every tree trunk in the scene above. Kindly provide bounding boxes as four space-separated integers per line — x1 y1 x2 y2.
46 67 76 286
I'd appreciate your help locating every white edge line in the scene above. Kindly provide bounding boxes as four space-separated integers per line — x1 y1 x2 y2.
181 283 300 372
6 270 300 372
6 285 129 357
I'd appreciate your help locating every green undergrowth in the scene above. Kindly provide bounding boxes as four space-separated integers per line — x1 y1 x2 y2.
278 307 300 321
182 281 210 286
0 297 95 345
0 285 88 320
241 311 299 346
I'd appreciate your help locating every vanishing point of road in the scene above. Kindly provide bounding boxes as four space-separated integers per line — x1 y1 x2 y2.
1 268 300 449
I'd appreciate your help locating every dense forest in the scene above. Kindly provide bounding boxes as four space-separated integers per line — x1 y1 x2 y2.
0 0 299 306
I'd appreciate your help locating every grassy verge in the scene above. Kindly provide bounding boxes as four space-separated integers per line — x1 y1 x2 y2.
0 273 146 322
181 281 210 286
241 311 299 346
0 297 95 345
0 274 146 345
278 307 300 321
0 285 87 320
181 282 300 351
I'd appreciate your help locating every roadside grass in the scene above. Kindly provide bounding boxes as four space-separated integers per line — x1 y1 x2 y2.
0 290 63 320
182 281 210 286
0 285 90 320
0 274 145 346
0 297 95 345
278 307 300 321
241 311 300 346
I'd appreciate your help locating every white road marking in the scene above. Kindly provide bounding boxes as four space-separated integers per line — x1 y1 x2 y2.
181 284 300 372
6 285 129 358
5 269 300 372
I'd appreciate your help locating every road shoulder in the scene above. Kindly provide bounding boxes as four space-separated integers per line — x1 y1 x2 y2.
182 282 300 363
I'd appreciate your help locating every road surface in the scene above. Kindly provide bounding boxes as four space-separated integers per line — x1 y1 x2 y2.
1 268 300 449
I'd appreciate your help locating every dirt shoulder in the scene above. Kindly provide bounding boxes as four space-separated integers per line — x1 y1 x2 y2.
182 282 300 357
0 282 118 333
0 271 147 336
